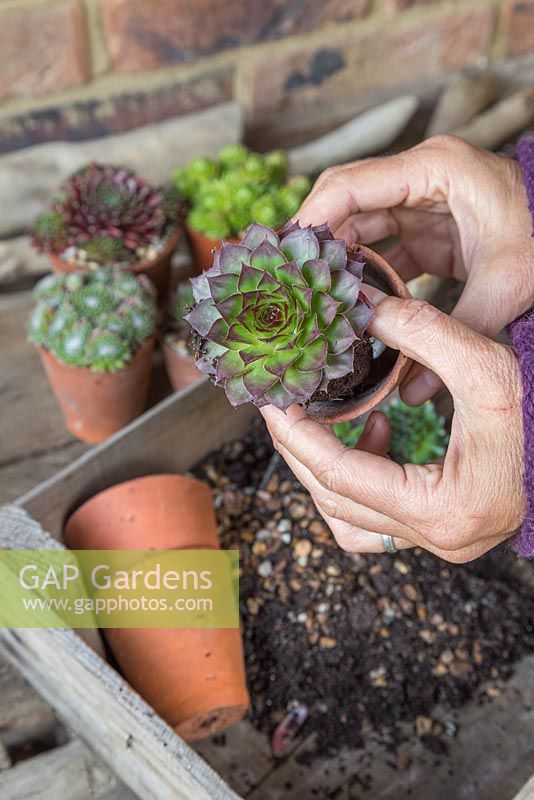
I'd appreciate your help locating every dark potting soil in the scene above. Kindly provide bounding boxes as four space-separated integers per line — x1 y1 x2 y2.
192 420 534 757
310 336 373 404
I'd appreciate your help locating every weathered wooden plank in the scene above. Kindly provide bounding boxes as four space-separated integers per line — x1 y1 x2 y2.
0 506 244 800
513 774 534 800
0 654 57 745
288 96 418 175
0 441 86 506
0 301 82 465
0 739 137 800
426 70 499 137
0 236 49 289
17 378 256 541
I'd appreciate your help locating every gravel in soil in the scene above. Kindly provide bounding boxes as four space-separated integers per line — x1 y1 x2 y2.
193 420 534 757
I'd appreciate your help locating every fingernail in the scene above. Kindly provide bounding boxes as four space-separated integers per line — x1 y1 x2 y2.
402 370 441 405
365 412 377 432
361 285 388 305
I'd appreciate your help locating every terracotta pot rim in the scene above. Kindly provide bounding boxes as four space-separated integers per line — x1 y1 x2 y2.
66 473 211 531
38 335 155 376
50 228 181 273
307 244 411 424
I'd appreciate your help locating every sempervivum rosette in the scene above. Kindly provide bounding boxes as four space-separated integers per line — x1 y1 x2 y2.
60 163 166 250
186 222 374 411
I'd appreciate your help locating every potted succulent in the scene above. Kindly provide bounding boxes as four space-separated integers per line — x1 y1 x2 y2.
27 268 157 443
333 399 449 463
185 221 411 424
172 144 311 271
162 281 203 392
30 163 183 298
65 474 250 740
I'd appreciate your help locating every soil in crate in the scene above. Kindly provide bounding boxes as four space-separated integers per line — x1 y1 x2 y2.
193 420 534 757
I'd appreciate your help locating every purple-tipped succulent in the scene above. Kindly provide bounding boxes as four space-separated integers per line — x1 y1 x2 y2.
185 221 374 411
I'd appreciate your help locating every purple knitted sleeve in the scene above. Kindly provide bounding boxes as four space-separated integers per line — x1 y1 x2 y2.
509 138 534 558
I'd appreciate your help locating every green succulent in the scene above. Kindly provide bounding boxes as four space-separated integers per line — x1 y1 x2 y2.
28 268 157 372
265 149 289 183
175 145 310 239
278 186 303 217
112 271 146 297
55 321 93 366
333 400 449 464
331 420 364 449
186 221 374 410
387 400 449 463
87 331 132 371
83 236 129 265
71 284 116 319
287 175 312 195
219 143 249 168
27 303 55 343
186 156 219 184
250 196 280 229
46 303 78 342
122 302 157 345
30 211 68 254
188 208 231 240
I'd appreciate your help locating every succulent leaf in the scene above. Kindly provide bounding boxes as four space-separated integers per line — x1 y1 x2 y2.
30 211 68 254
187 221 375 410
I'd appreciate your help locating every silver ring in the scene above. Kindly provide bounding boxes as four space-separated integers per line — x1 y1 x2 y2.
382 534 397 554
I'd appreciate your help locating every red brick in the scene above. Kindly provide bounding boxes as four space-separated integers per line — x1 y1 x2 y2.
245 7 496 124
0 1 89 102
102 0 368 73
504 0 534 55
0 69 233 154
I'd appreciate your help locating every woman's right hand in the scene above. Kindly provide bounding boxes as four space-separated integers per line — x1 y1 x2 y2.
295 135 534 404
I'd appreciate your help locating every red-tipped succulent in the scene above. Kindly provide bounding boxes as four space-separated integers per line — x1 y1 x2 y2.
185 221 374 411
60 163 166 249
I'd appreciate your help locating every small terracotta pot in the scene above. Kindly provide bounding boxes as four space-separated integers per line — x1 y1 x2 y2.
64 474 250 741
38 338 155 444
65 474 218 551
162 337 202 392
307 245 411 425
50 228 181 301
185 225 239 273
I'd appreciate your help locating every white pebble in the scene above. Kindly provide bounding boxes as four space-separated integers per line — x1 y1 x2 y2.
257 561 273 578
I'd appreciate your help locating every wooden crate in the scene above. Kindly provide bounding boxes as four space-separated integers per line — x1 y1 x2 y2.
0 377 256 800
1 376 534 800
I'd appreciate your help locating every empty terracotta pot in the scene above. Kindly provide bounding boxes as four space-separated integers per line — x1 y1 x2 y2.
50 228 181 301
307 245 411 424
39 337 155 444
185 225 239 273
65 474 218 551
162 338 203 392
65 474 250 741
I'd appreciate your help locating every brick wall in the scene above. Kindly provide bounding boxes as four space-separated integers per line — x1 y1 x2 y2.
0 0 532 152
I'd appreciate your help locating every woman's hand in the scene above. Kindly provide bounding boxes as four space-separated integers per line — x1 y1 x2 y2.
261 292 525 563
296 135 534 404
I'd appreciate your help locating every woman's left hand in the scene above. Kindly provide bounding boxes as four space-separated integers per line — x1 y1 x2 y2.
261 291 525 562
